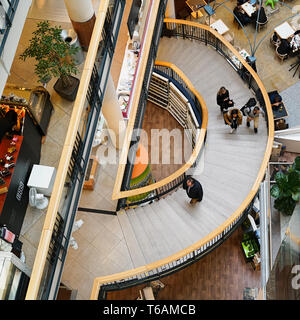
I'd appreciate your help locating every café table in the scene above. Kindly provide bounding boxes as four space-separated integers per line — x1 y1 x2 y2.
274 21 295 39
241 2 256 17
210 19 229 35
272 103 288 120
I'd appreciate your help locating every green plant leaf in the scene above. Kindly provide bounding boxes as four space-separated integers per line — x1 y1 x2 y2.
270 185 280 198
293 156 300 172
274 197 296 215
275 171 288 186
19 20 79 84
292 192 300 202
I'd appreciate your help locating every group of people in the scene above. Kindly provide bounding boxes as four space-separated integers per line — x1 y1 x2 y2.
272 30 300 56
182 84 265 205
234 1 267 27
217 86 262 134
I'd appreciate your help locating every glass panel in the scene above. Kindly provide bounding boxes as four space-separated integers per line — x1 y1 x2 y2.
266 204 300 300
8 267 21 300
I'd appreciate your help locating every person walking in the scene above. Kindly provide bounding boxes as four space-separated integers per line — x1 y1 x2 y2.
224 108 243 133
246 106 261 133
240 98 262 133
183 176 203 205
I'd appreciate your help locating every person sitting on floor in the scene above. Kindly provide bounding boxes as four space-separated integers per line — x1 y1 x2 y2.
233 5 252 26
224 108 243 133
251 3 267 24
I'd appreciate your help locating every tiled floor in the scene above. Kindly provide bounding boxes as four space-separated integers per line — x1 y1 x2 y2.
198 0 300 92
6 4 85 271
4 0 300 300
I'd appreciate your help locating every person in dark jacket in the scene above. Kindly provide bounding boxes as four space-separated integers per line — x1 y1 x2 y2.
0 110 18 143
216 87 234 114
237 0 247 5
277 38 292 55
233 5 252 26
251 4 267 24
183 176 203 205
268 91 283 108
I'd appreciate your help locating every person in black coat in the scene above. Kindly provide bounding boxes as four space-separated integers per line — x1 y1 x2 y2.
237 0 247 5
251 4 267 24
233 5 252 26
216 87 234 113
183 176 203 205
0 110 18 143
277 38 292 55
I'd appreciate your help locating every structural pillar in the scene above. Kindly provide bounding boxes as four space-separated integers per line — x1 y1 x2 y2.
165 0 176 19
102 74 126 150
64 0 96 50
165 0 176 31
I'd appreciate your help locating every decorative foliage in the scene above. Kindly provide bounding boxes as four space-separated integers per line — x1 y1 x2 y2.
270 156 300 215
19 20 79 86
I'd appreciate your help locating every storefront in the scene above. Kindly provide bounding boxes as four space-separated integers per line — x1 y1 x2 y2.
0 85 53 237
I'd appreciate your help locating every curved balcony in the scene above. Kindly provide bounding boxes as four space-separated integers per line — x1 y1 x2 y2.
90 19 274 300
114 60 208 207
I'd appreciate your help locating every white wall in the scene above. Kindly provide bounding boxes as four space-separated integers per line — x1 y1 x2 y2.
0 0 32 97
275 127 300 153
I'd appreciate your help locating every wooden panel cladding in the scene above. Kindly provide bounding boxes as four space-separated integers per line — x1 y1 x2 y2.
148 71 199 147
70 14 96 50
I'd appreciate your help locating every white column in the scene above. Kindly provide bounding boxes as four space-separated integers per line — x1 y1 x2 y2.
64 0 94 22
165 0 176 19
63 0 96 49
165 0 176 30
102 74 126 150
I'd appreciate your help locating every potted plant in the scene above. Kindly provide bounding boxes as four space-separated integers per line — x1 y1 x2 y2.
270 156 300 215
19 20 80 101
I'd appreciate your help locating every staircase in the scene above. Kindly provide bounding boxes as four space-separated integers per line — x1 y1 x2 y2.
117 37 268 268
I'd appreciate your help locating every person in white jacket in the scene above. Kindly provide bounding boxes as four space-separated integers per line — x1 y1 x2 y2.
245 106 261 134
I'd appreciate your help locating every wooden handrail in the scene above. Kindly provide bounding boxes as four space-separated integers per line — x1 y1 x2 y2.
25 0 111 300
111 61 208 200
90 19 274 299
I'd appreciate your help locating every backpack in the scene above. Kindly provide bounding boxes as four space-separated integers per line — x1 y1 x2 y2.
240 98 257 116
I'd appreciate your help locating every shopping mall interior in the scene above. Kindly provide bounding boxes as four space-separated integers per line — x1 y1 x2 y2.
0 0 299 301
